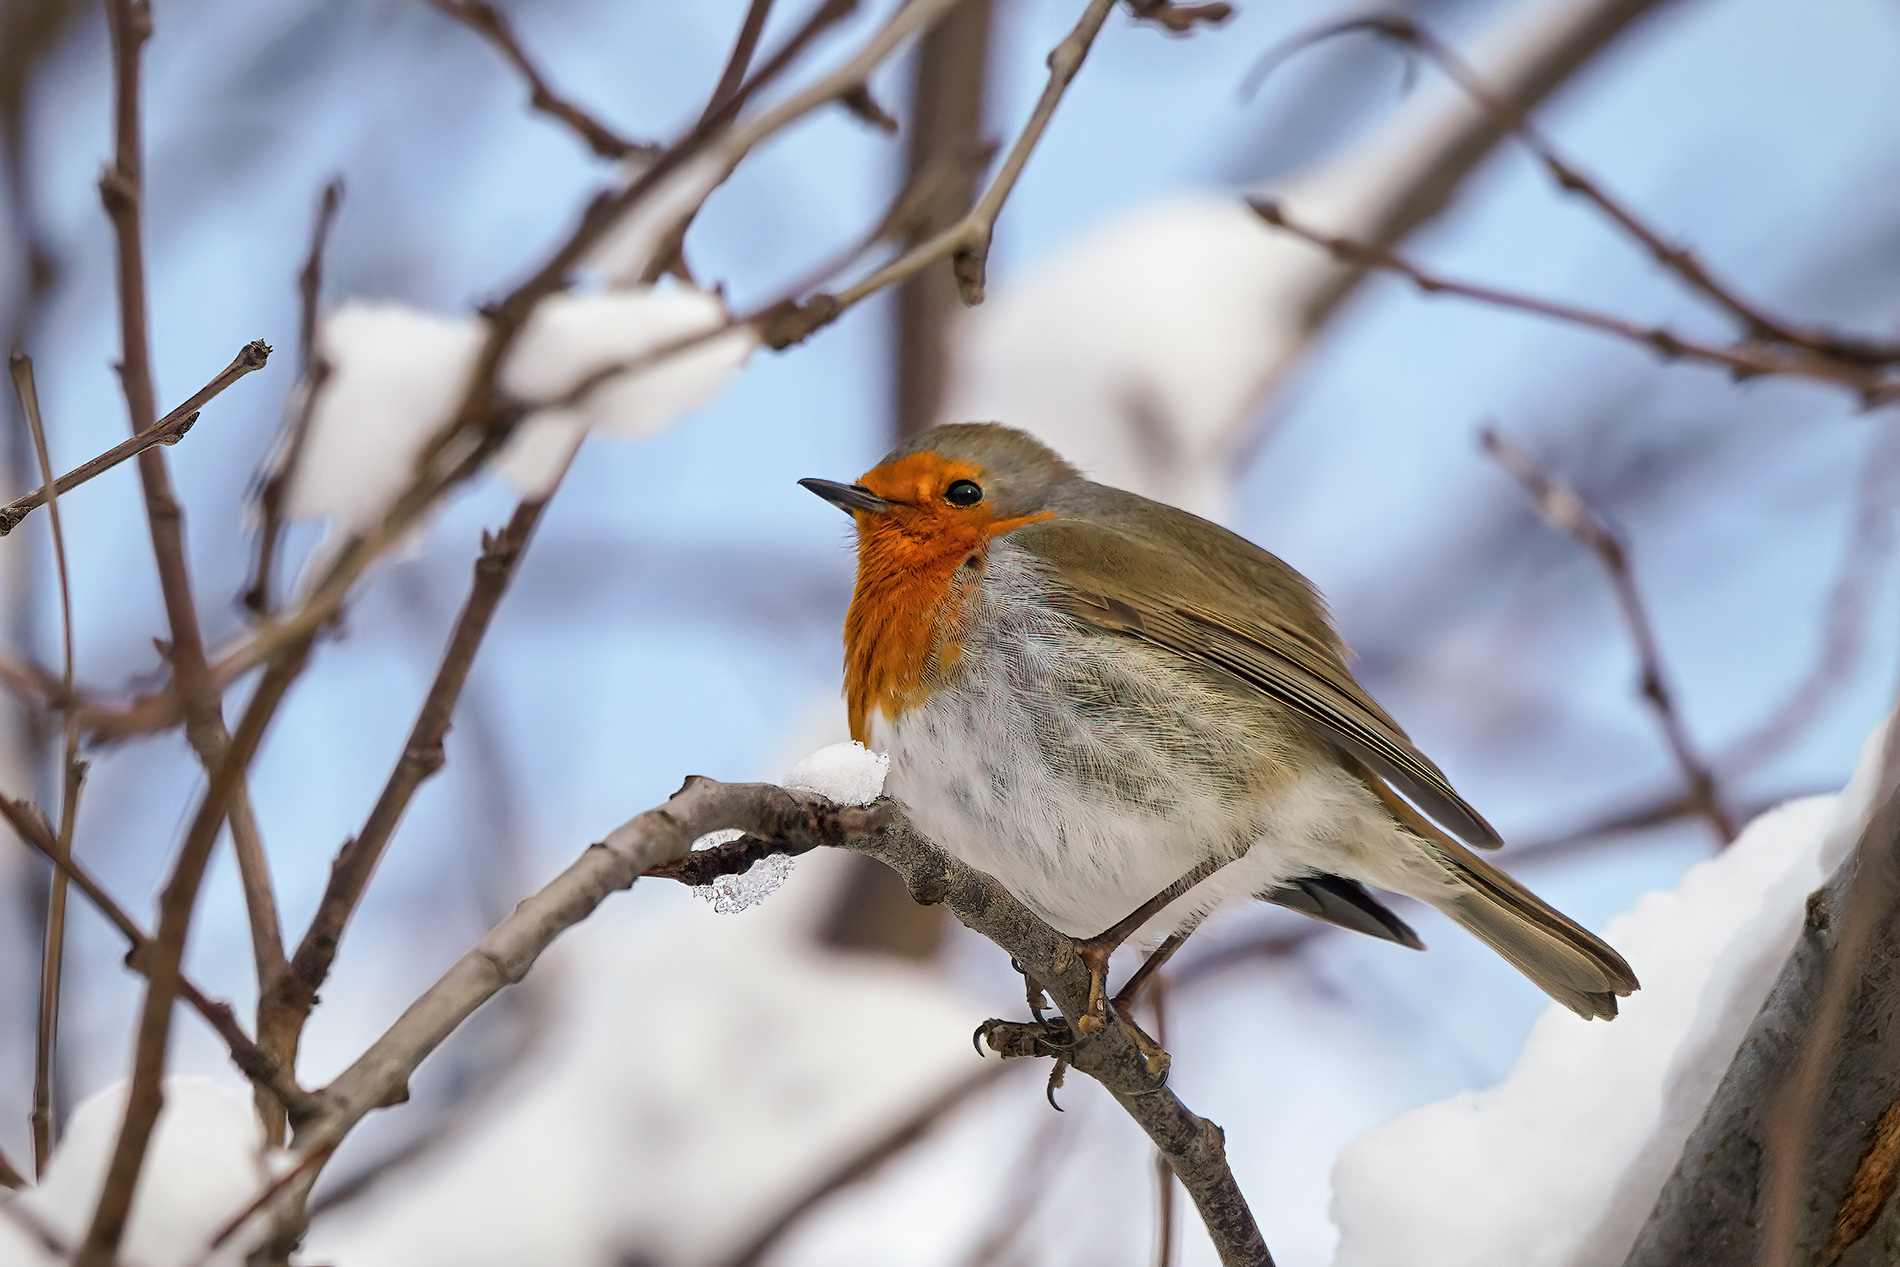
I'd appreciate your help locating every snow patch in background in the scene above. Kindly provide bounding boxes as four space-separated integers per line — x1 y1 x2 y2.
495 287 757 495
947 194 1323 520
0 1076 268 1267
303 902 978 1267
286 285 751 536
692 743 889 914
1329 720 1892 1267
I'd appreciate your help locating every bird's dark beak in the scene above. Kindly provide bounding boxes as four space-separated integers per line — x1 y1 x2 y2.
799 478 894 515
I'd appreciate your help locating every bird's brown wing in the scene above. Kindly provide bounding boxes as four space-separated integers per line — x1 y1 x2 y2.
1011 515 1504 850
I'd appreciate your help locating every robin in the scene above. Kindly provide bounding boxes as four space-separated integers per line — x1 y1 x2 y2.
802 423 1637 1041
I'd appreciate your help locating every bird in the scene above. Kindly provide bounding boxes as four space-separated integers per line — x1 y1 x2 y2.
801 422 1638 1038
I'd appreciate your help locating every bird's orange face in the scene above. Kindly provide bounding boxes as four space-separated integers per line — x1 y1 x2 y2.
830 452 1049 742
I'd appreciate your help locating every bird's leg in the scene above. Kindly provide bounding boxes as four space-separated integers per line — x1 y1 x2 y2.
1070 854 1233 1035
1112 929 1189 1014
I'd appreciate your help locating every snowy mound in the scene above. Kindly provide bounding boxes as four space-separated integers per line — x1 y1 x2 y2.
1329 724 1890 1267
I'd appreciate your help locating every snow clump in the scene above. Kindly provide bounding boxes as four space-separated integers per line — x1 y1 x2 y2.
692 743 889 914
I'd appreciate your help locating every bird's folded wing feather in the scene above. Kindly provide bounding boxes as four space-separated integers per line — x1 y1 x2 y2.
1012 517 1503 850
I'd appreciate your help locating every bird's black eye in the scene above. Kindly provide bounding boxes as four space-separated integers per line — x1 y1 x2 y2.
944 479 983 507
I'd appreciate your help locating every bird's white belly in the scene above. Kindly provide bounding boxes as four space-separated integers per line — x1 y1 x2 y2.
869 549 1407 940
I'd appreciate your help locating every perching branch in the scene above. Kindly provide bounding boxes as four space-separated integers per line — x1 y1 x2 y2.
0 338 267 537
1481 426 1736 843
1248 198 1900 407
424 1 659 161
231 784 1272 1266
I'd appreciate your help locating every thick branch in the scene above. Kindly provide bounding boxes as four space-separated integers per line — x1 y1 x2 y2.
1624 713 1900 1267
1481 427 1735 842
235 785 1271 1266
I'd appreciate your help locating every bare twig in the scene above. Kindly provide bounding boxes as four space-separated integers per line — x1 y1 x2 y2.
0 408 195 536
0 795 309 1115
0 1146 23 1191
1247 198 1900 406
757 0 1120 346
718 1061 1012 1267
1124 0 1233 34
700 0 776 127
1481 426 1736 843
1329 14 1900 367
0 338 267 537
269 459 575 1107
97 0 290 1187
200 0 898 695
245 178 341 615
425 1 657 160
76 639 309 1266
9 352 77 1176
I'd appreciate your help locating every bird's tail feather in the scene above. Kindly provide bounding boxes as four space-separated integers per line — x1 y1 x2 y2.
1429 838 1638 1020
1354 763 1638 1019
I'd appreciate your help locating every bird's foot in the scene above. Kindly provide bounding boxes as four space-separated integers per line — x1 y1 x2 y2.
1010 957 1052 1024
976 1015 1075 1060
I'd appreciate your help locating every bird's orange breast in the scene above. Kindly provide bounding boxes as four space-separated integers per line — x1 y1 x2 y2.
841 454 1049 742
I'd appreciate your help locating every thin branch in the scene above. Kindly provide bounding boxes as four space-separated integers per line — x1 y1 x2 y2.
0 795 309 1115
9 352 77 1177
0 338 267 537
718 1061 1013 1267
0 1146 23 1191
425 1 657 160
757 0 1119 346
1481 426 1736 843
1124 0 1233 34
77 635 308 1266
958 1106 1072 1267
1334 14 1900 366
1246 198 1900 406
700 0 776 127
97 1 291 1207
200 0 952 692
269 457 575 1105
245 179 341 615
1718 422 1900 778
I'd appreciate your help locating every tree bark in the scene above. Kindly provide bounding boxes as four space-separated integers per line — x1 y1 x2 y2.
1625 718 1900 1267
